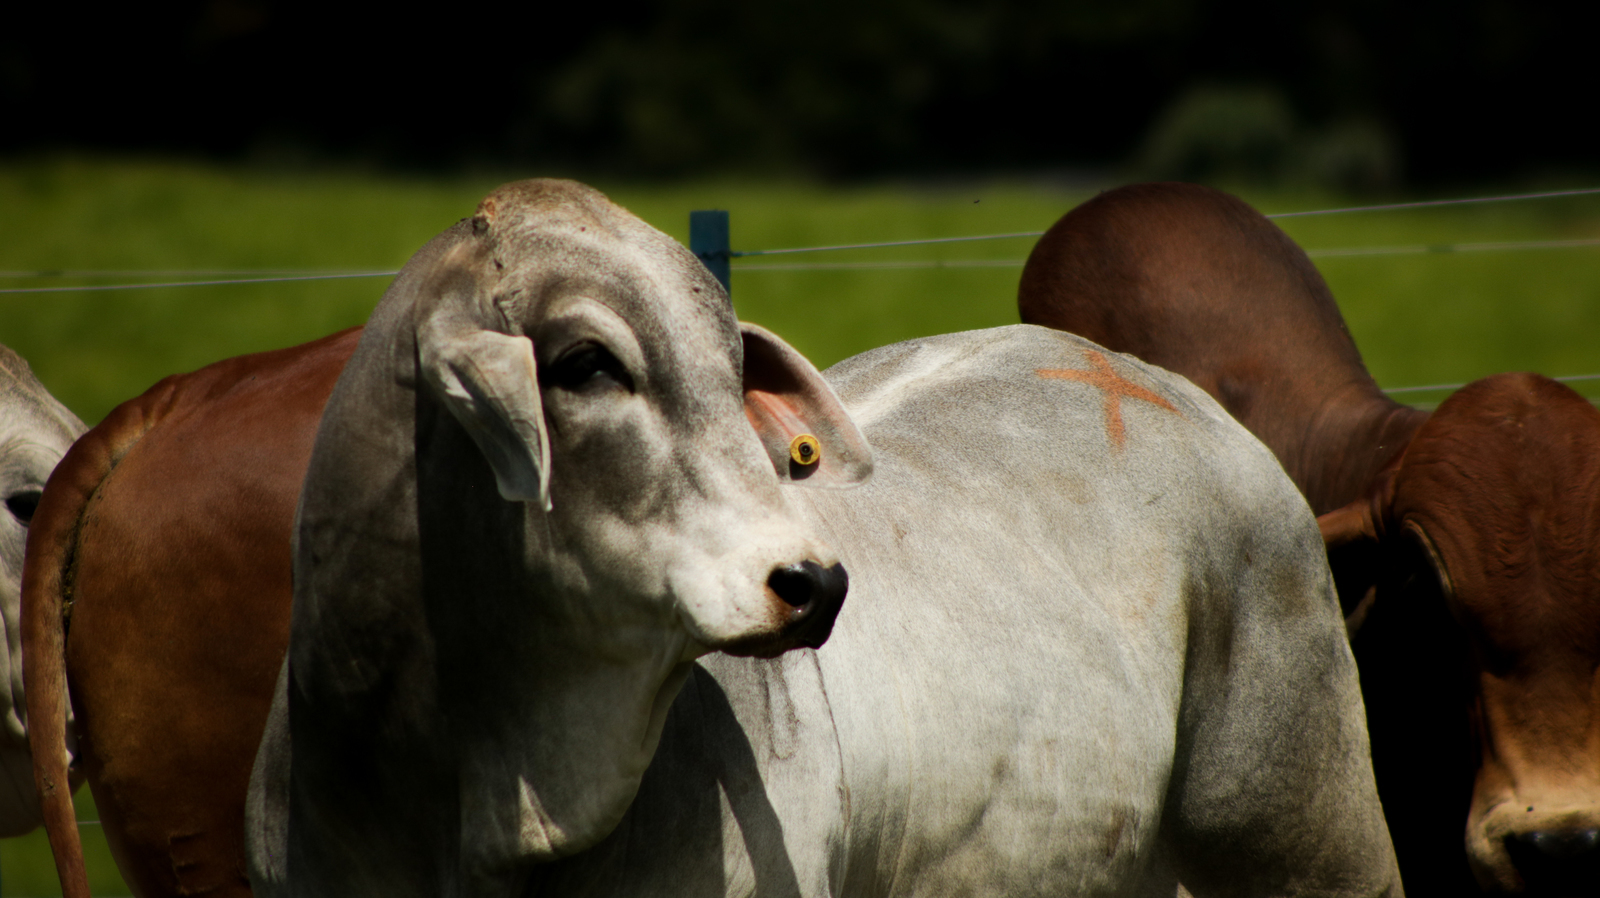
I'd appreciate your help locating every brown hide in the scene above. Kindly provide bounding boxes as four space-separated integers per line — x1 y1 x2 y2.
22 328 359 898
1018 181 1426 515
1019 183 1600 895
1390 375 1600 895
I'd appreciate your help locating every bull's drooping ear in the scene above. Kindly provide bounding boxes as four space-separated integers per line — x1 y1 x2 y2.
741 322 872 488
420 317 553 510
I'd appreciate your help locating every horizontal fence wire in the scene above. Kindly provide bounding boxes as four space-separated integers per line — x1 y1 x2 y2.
1384 372 1600 394
1263 186 1600 219
732 236 1600 272
3 188 1598 293
725 187 1600 257
8 231 1597 290
1307 237 1600 258
734 259 1027 271
10 187 1599 291
0 271 398 294
0 269 383 279
731 231 1046 257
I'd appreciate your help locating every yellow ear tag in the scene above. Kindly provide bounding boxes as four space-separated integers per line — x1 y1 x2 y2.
789 433 821 466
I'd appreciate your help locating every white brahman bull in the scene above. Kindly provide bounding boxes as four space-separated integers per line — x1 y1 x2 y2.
246 180 1401 897
0 344 83 835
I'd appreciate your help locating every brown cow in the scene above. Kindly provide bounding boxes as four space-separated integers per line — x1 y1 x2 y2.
23 327 360 898
1019 182 1600 896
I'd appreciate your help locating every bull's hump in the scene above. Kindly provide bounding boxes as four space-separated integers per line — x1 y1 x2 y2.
1036 348 1181 452
814 328 1274 515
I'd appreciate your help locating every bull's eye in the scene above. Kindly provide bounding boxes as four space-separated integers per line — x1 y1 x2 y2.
544 342 634 393
5 489 42 526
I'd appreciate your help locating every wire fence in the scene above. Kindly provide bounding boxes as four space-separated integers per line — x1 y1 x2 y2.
7 186 1600 291
729 236 1600 272
5 228 1598 287
5 185 1600 399
720 186 1600 259
0 271 396 293
1390 374 1600 411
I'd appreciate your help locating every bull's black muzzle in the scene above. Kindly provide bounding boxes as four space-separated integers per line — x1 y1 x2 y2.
767 560 848 649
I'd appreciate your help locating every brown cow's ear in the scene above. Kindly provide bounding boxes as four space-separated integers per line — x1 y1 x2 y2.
1402 519 1457 600
1318 492 1388 633
740 322 872 488
1318 498 1380 548
1319 462 1415 636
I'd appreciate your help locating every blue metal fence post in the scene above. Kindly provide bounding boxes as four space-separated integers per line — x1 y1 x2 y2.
689 210 731 297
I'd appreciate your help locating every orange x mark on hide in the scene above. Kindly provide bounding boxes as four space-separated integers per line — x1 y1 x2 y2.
1037 350 1179 450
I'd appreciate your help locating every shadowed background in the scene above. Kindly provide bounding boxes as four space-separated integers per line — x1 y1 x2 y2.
4 0 1597 185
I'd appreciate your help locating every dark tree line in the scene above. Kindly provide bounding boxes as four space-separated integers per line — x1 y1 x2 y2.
2 0 1593 183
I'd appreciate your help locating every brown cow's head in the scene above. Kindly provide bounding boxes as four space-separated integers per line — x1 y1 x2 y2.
1323 373 1600 896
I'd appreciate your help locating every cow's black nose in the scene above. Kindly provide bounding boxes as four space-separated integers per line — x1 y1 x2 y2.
768 560 844 607
767 561 848 648
1505 829 1600 895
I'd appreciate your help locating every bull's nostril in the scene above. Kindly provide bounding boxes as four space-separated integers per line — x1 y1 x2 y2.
762 561 849 651
767 560 849 608
1505 828 1600 893
769 561 819 607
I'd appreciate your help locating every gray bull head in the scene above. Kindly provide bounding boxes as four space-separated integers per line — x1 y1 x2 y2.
266 179 869 895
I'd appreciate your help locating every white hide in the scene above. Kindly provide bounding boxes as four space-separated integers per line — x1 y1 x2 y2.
255 328 1398 897
523 327 1399 898
0 345 83 836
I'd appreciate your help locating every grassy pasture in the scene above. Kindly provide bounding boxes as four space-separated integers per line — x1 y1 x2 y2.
1 157 1599 895
6 158 1600 427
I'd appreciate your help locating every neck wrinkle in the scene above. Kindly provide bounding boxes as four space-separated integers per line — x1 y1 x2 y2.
1295 382 1429 515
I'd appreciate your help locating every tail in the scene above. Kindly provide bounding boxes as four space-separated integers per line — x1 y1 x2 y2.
21 391 169 898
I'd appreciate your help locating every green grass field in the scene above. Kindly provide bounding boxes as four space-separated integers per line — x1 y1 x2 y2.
6 157 1600 427
1 156 1599 895
0 788 124 897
